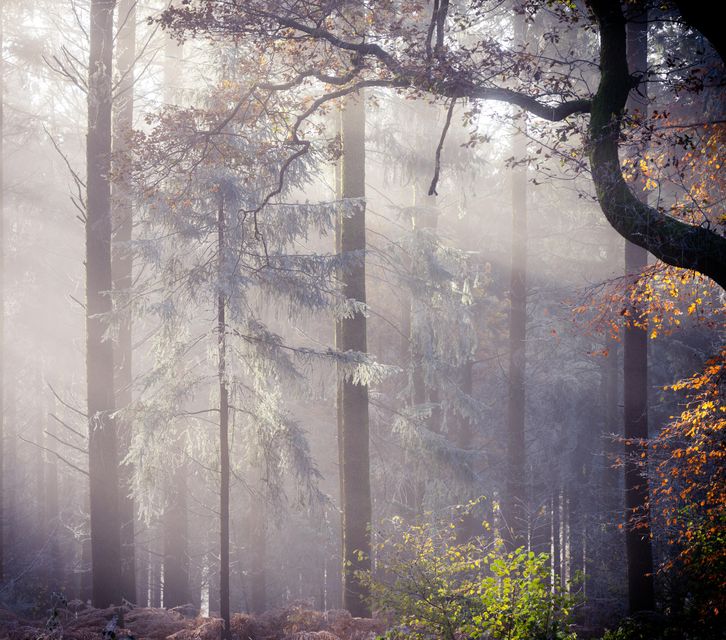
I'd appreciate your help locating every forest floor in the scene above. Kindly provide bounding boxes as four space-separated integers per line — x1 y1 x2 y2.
0 602 387 640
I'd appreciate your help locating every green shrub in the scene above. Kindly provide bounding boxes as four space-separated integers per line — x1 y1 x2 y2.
366 515 578 640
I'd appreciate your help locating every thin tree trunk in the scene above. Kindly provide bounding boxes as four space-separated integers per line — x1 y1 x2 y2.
163 470 189 608
81 495 93 603
411 197 439 514
150 538 161 608
87 0 121 608
217 194 232 638
35 367 46 539
45 408 62 592
137 536 149 607
504 115 528 551
0 0 5 583
248 490 266 614
623 15 655 614
336 89 372 617
112 0 137 603
552 483 561 586
3 384 13 574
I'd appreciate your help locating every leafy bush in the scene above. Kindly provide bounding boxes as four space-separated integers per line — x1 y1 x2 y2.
366 515 577 640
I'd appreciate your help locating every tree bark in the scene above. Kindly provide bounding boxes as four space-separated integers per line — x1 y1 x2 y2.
0 0 5 583
248 490 266 614
622 13 655 614
112 0 137 603
336 88 372 617
45 408 62 592
163 470 190 608
218 195 232 638
87 0 122 608
587 0 726 289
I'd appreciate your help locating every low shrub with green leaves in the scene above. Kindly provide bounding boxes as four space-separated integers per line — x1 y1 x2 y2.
366 515 578 640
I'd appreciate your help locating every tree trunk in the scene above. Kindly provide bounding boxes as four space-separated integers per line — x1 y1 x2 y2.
112 0 137 604
336 89 372 617
163 470 190 608
137 538 149 607
623 15 655 614
411 196 439 514
588 0 726 288
552 482 561 586
150 540 161 608
504 116 528 551
248 490 266 614
35 367 46 542
45 409 62 592
0 0 5 583
3 384 14 574
217 195 232 638
86 0 122 608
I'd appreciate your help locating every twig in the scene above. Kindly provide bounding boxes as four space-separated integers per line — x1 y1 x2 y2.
44 428 89 455
18 435 89 477
428 97 457 196
47 382 88 418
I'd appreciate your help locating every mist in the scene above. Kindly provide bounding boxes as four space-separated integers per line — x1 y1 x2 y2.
0 2 723 640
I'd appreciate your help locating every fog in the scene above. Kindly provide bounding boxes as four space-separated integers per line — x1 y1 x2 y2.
0 2 723 640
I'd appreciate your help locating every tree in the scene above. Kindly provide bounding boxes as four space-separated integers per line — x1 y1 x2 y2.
86 0 122 608
0 0 5 584
127 58 350 626
160 0 726 289
336 89 373 617
622 10 654 614
112 0 138 603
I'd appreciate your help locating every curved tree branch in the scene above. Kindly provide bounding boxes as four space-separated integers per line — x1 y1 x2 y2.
588 0 726 289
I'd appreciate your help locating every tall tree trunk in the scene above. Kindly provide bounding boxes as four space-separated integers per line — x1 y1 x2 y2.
0 0 5 583
45 408 62 592
336 89 372 617
3 384 14 574
504 119 528 551
411 197 439 514
137 537 149 607
217 195 232 638
150 538 162 608
163 470 190 608
35 367 46 539
552 481 561 586
87 0 122 608
112 0 137 603
623 15 655 614
248 489 266 614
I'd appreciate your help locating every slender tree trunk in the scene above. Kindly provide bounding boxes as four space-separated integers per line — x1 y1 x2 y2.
623 15 655 614
248 490 266 614
217 195 232 638
45 409 62 592
602 339 620 517
0 1 5 583
163 470 189 608
455 359 478 543
411 198 439 514
86 0 122 608
4 384 13 574
552 482 561 585
504 117 528 551
137 538 149 607
336 89 372 617
81 495 93 603
150 539 161 608
35 367 46 539
112 0 137 603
